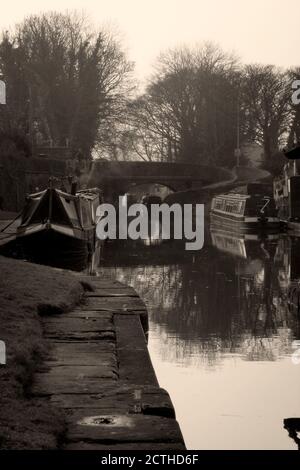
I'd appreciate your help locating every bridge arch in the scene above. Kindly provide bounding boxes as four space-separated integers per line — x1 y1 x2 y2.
121 182 175 203
88 160 234 199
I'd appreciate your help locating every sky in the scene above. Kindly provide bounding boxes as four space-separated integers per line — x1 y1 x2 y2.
0 0 299 83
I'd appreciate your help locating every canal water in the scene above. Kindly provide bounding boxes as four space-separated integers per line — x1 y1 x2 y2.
99 231 300 450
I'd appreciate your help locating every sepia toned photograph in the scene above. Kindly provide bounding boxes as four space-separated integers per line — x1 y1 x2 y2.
0 0 300 462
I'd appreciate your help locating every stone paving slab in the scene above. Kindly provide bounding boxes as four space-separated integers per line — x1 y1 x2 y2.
50 386 175 418
32 277 185 449
64 442 186 451
85 287 139 297
65 413 184 445
80 296 146 311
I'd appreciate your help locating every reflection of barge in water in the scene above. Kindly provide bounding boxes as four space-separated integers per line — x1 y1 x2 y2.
210 228 278 259
210 183 280 233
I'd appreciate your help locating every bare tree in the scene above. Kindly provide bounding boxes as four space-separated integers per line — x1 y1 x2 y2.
241 64 292 161
288 67 300 146
128 43 241 166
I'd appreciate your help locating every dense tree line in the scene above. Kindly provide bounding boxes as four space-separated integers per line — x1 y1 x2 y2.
0 11 299 170
124 44 299 169
0 12 133 159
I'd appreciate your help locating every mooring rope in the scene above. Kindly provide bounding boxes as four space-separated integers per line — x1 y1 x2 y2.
0 210 22 233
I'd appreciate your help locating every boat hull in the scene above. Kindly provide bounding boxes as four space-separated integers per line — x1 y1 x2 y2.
210 211 281 233
286 220 300 235
16 221 95 244
17 227 93 271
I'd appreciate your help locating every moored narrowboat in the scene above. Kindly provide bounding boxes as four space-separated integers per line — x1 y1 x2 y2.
15 178 101 259
273 162 300 234
210 183 280 233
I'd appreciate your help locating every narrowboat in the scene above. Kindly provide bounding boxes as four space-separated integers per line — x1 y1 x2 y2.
273 161 300 234
15 178 101 258
210 183 280 233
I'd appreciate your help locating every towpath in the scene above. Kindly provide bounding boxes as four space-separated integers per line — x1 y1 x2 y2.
32 276 185 450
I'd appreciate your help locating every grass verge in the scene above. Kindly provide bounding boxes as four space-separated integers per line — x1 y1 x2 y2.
0 255 85 449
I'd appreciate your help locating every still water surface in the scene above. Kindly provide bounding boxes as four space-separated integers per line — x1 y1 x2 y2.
99 231 300 450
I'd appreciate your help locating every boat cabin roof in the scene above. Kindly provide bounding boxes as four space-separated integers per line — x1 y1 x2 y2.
215 193 251 201
27 187 100 202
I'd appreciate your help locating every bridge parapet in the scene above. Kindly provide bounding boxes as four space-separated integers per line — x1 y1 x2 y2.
89 160 233 195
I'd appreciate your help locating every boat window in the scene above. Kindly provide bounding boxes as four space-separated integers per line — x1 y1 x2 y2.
214 198 224 210
213 197 245 214
224 200 243 214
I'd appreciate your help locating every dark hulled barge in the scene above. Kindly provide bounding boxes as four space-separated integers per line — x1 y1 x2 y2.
273 158 300 234
14 179 101 264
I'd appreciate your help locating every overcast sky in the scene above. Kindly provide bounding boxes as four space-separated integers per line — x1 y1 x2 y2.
0 0 299 82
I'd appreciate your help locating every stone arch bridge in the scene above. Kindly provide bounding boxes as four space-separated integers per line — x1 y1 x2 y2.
88 161 233 199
